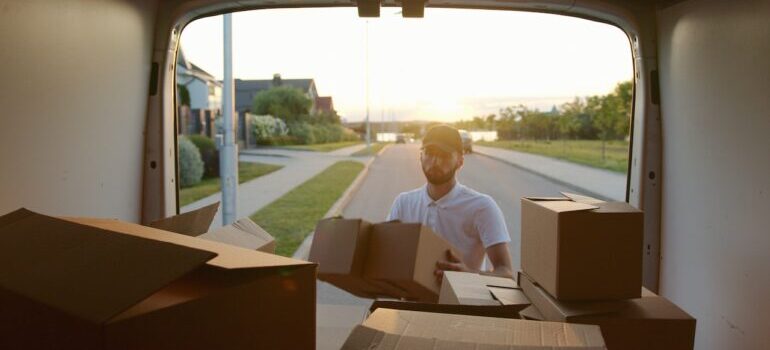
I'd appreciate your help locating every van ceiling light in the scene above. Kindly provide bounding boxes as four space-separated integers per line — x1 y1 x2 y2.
357 0 381 17
401 0 426 18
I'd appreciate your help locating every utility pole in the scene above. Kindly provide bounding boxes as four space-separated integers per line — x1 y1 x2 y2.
365 20 371 151
220 13 238 225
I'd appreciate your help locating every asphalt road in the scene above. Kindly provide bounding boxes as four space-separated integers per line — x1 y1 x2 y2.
343 143 582 271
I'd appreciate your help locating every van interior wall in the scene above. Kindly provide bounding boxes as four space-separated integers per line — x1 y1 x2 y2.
0 0 158 221
657 0 770 349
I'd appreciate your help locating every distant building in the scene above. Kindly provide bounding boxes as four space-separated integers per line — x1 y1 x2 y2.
176 49 221 136
315 96 335 115
235 74 319 116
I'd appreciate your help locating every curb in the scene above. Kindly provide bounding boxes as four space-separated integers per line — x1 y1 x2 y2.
291 146 387 260
472 149 613 202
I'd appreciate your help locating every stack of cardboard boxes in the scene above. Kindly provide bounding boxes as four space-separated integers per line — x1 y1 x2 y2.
518 193 696 350
337 193 696 349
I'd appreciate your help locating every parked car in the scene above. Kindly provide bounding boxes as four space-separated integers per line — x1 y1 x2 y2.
459 130 472 153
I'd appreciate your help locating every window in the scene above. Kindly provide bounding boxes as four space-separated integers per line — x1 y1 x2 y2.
177 8 633 349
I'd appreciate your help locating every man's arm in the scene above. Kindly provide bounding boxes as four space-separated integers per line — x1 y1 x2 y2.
434 243 513 282
479 242 513 278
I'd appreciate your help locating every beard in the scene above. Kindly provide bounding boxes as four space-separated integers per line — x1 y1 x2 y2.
423 166 457 185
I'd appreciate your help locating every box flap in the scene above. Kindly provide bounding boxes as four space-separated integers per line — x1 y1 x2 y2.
63 217 311 270
0 210 216 324
199 217 275 252
370 300 526 319
0 208 35 227
561 192 606 205
488 286 530 306
518 305 544 321
441 271 518 306
532 200 599 213
358 308 606 349
523 196 570 201
519 272 625 321
592 201 641 214
148 202 220 236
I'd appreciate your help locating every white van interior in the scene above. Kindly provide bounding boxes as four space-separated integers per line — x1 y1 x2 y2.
0 1 767 349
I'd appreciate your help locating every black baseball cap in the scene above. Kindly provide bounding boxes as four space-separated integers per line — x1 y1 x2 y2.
422 124 463 154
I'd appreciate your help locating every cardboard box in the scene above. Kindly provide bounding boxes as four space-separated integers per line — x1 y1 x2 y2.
309 217 393 298
439 270 529 306
148 202 220 236
309 218 455 302
521 192 644 300
0 208 316 349
150 203 275 253
365 221 455 302
342 308 607 349
519 272 696 350
199 217 276 253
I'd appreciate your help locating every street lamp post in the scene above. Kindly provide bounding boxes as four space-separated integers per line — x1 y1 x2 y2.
220 13 238 225
365 19 371 151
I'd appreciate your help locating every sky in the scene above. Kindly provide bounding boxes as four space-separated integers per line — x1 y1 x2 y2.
180 7 633 123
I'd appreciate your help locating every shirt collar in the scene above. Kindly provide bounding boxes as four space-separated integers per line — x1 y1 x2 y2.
423 181 464 208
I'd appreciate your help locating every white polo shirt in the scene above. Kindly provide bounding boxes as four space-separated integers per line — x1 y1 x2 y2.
386 182 510 271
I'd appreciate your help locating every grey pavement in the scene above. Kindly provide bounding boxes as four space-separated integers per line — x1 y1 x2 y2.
472 145 626 201
180 143 370 229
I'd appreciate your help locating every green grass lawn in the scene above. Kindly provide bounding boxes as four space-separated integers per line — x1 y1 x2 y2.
477 139 629 173
249 160 364 257
351 142 387 157
282 141 362 152
179 162 283 206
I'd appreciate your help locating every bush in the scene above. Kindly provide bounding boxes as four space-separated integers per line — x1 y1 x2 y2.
250 115 289 145
288 122 315 145
187 135 219 178
179 136 204 187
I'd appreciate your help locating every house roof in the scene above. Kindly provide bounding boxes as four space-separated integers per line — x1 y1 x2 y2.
235 78 316 112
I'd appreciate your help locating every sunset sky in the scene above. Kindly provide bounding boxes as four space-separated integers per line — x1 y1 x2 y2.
180 7 633 122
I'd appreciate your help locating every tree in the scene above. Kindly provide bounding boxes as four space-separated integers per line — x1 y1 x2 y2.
557 97 583 151
251 86 312 124
612 81 633 137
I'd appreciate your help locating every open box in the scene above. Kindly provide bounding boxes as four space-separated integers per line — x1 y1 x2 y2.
0 208 315 349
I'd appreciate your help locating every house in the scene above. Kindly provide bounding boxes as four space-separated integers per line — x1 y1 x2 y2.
176 49 222 136
315 96 335 115
235 74 319 116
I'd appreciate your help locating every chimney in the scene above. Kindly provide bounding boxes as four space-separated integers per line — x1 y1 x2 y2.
272 73 282 87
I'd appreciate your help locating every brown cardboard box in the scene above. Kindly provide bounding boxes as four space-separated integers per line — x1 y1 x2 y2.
199 217 276 253
148 202 220 236
365 222 455 302
439 271 529 307
342 308 607 349
308 217 397 299
309 218 456 302
521 192 644 300
144 203 276 253
0 208 316 350
519 272 696 350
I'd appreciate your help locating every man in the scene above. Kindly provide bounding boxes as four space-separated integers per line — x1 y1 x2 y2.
387 125 513 281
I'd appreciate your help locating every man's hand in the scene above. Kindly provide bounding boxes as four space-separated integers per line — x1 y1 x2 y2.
435 249 474 284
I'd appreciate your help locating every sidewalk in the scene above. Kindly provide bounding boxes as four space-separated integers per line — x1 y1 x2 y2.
181 144 370 229
473 145 626 201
